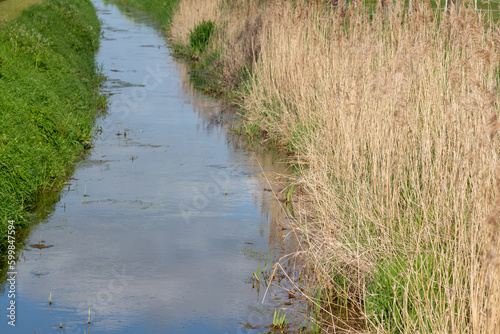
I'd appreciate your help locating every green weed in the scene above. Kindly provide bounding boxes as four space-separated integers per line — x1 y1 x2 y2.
272 309 290 332
189 19 215 55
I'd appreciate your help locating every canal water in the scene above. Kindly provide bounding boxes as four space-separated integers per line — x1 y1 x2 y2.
0 1 293 333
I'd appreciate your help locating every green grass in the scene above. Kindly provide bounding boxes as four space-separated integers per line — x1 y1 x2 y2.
0 0 44 23
272 309 290 332
0 0 103 259
189 19 215 55
106 0 180 32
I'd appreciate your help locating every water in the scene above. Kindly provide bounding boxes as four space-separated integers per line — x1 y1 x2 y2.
0 1 294 333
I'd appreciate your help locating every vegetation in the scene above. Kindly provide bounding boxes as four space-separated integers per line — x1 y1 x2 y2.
189 19 215 55
169 0 500 332
272 309 290 332
0 0 45 23
0 0 103 258
106 0 180 31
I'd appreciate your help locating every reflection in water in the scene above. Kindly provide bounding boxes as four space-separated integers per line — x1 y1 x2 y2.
176 60 306 328
173 50 298 250
176 60 300 254
176 62 237 137
0 1 302 333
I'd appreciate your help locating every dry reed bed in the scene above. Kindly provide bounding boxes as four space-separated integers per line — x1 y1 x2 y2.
172 1 500 332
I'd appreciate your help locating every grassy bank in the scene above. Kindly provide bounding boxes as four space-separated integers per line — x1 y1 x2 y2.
170 0 500 333
0 0 103 258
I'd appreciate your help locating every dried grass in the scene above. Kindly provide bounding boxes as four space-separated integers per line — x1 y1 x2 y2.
172 0 500 332
170 0 218 41
0 0 43 23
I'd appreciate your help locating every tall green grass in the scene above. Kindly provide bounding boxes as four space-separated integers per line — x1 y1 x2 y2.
189 19 215 55
0 0 103 258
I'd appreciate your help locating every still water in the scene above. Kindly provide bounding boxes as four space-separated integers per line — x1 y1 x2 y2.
0 1 292 333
